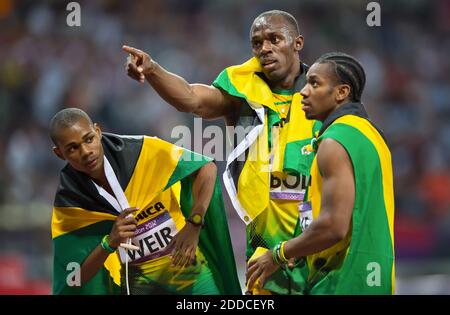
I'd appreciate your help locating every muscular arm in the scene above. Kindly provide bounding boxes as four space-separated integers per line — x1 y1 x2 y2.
123 45 240 120
190 161 217 217
144 64 237 119
170 161 217 267
284 138 355 259
247 138 355 290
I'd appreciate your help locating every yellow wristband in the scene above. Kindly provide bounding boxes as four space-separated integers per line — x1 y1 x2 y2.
280 241 288 263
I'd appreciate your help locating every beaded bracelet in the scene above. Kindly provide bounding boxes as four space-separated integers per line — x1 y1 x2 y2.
101 235 116 253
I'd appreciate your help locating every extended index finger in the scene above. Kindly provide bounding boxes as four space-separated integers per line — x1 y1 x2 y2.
122 45 143 58
120 207 139 218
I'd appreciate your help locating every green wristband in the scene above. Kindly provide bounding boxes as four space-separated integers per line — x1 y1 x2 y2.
272 244 282 265
101 235 116 253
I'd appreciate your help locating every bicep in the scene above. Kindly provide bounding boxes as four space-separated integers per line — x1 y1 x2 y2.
191 84 240 120
317 138 355 238
190 161 217 179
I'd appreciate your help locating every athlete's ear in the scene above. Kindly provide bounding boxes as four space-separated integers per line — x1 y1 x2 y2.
53 146 65 161
294 35 304 52
94 123 102 139
336 84 351 102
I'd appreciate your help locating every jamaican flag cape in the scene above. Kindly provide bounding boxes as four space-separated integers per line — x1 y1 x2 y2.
212 57 321 225
51 133 241 295
213 57 321 294
306 103 395 294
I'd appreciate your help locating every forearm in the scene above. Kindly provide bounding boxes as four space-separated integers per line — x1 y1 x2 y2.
144 62 200 113
284 139 355 260
80 245 111 285
284 213 345 259
191 162 217 216
124 45 231 118
169 163 217 267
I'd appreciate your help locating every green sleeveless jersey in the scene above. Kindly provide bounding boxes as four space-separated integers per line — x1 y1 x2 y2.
307 104 395 294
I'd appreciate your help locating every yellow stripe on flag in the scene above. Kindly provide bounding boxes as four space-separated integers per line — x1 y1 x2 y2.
52 206 116 239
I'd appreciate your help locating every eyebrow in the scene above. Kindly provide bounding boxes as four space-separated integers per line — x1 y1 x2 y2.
251 34 262 41
64 131 94 149
251 30 285 41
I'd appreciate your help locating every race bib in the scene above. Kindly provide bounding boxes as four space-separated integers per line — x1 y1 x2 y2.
119 211 178 264
299 201 313 231
270 173 307 201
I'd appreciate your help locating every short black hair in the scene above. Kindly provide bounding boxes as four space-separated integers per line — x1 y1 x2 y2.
250 10 300 38
49 108 93 145
316 52 366 102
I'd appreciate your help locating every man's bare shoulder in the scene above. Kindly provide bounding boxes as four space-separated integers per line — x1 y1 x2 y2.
317 138 352 177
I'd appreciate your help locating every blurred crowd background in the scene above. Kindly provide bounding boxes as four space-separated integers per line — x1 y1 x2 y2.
1 0 449 294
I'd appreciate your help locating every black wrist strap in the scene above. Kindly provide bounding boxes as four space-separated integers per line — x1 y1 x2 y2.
186 217 204 228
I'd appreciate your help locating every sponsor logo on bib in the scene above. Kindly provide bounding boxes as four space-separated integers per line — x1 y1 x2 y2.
270 173 307 201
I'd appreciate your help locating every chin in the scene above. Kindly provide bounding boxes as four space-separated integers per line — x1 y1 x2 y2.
83 164 101 178
304 112 316 120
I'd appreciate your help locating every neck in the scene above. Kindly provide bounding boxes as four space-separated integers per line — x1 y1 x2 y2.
320 100 352 122
91 168 108 188
269 59 301 90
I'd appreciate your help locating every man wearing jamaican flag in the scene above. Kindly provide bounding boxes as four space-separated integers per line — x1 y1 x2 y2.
247 52 395 294
50 108 240 295
123 10 321 294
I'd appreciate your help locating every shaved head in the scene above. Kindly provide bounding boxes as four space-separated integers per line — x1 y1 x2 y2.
250 10 300 40
49 108 93 145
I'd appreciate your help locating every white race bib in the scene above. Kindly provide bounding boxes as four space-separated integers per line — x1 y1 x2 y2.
270 173 307 201
119 211 178 264
299 201 313 231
